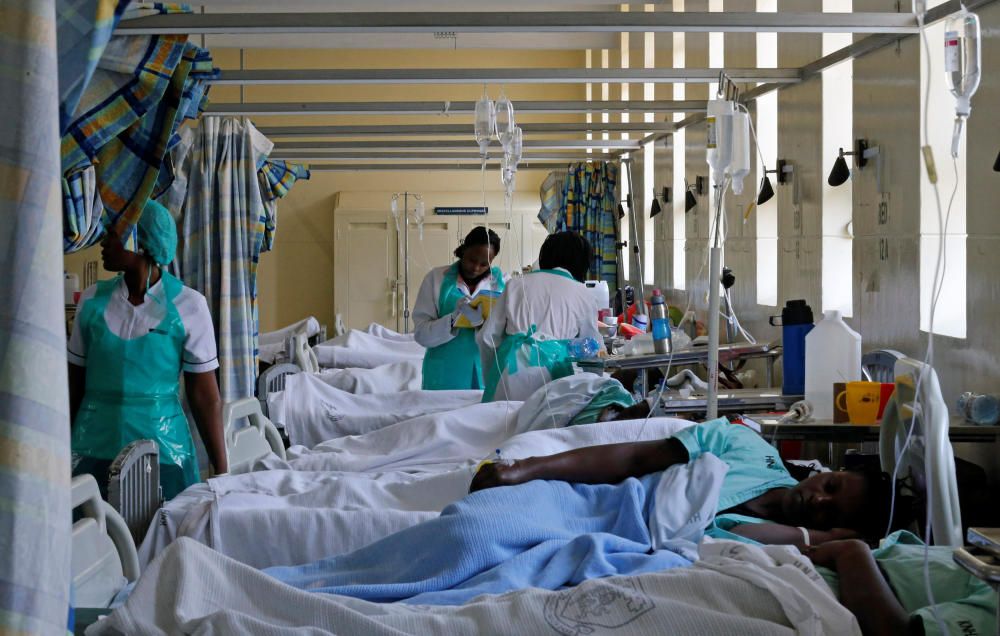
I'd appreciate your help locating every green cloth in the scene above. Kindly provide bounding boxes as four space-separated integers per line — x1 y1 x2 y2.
818 531 997 636
136 197 177 265
568 381 634 426
422 262 504 391
71 271 198 499
671 418 798 541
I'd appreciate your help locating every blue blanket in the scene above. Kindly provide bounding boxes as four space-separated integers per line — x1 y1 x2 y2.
265 473 691 605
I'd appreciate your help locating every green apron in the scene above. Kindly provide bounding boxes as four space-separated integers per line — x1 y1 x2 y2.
481 269 580 403
71 271 199 500
421 262 505 391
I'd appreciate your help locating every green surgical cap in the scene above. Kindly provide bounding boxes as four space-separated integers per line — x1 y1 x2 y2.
136 198 177 265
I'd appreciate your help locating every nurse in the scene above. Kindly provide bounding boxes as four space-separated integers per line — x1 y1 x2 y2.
413 226 504 390
478 231 602 402
67 199 227 500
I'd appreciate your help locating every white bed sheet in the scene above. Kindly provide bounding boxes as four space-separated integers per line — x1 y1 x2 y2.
141 416 695 570
309 360 422 395
315 329 425 370
96 537 860 636
266 373 482 447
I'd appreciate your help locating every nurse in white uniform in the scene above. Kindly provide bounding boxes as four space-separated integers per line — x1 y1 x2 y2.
67 199 227 499
413 227 504 390
478 231 601 402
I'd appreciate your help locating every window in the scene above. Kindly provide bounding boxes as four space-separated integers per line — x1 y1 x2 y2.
821 0 854 316
671 2 686 290
919 0 967 338
756 0 778 307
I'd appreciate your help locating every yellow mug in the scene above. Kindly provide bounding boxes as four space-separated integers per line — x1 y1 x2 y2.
835 381 883 425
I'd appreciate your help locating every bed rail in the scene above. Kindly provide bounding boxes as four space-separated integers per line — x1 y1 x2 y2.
72 474 139 609
107 440 161 548
224 397 287 473
257 362 301 416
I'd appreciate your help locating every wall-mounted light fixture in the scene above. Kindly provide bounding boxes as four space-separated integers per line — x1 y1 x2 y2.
756 159 792 206
828 139 881 188
684 176 706 213
649 187 670 218
994 149 1000 172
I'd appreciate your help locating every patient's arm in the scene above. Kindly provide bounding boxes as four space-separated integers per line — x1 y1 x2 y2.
469 437 689 492
727 523 860 549
806 540 919 636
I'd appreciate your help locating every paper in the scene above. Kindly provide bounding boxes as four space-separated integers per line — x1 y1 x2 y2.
454 289 501 329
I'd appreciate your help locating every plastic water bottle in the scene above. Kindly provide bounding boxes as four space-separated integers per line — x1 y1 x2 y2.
957 393 999 426
804 310 862 420
649 289 671 354
566 337 601 360
770 299 814 396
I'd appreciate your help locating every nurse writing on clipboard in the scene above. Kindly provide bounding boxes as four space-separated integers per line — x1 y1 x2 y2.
413 227 504 390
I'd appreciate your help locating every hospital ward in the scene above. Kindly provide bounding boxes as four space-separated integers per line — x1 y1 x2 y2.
5 2 1000 636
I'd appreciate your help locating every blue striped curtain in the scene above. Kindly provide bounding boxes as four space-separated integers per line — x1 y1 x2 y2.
61 3 217 253
554 161 620 286
166 118 309 402
0 0 72 631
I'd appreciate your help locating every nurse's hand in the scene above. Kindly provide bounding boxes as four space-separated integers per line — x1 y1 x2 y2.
457 300 484 328
470 460 523 492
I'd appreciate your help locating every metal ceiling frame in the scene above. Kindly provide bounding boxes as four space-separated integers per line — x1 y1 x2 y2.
117 11 920 35
204 99 707 116
209 67 801 85
304 162 575 171
271 139 641 151
268 151 603 160
255 122 672 137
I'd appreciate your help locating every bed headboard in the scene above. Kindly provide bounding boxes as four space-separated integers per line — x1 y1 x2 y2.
223 397 287 474
879 357 963 547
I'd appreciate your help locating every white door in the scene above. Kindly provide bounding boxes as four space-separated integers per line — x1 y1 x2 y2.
401 218 459 331
334 212 398 331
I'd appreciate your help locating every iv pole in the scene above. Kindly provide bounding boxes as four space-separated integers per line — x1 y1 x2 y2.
393 191 421 333
621 158 646 306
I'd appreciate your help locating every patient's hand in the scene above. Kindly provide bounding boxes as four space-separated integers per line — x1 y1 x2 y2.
804 538 869 569
469 461 522 493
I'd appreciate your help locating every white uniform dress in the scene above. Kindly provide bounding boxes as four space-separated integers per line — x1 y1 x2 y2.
477 268 600 401
68 277 219 373
411 265 499 349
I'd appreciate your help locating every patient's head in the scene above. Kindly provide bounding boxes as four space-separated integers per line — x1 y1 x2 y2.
781 466 904 539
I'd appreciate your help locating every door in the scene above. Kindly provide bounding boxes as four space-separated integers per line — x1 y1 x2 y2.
334 212 398 331
401 218 459 332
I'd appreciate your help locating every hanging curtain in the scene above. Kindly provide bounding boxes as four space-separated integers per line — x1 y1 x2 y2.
61 2 217 252
0 1 72 631
167 118 310 402
258 160 311 252
551 161 620 286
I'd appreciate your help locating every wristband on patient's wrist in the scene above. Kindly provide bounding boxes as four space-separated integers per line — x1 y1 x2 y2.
798 526 810 547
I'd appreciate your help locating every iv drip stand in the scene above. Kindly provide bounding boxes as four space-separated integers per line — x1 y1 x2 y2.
706 184 724 419
393 191 420 334
622 158 646 306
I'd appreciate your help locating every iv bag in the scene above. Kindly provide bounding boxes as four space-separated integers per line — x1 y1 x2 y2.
508 126 523 166
727 111 751 195
474 93 496 157
706 99 735 185
944 9 981 117
413 198 426 240
390 195 401 233
495 94 516 151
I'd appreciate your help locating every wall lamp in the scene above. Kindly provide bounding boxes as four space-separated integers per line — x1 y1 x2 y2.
756 159 792 206
828 139 881 188
685 176 706 213
650 187 670 218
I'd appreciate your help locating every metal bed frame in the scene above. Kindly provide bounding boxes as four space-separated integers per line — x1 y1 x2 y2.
107 440 161 548
257 362 302 416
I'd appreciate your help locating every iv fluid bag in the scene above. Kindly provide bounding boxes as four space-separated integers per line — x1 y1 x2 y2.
706 99 735 184
945 10 981 116
495 95 516 151
474 95 496 156
727 111 751 195
508 126 523 166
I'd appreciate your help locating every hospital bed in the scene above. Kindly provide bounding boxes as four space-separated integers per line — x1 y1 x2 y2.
224 397 286 474
71 474 138 631
257 362 301 416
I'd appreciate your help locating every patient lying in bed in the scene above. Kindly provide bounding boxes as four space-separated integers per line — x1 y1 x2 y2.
264 419 897 602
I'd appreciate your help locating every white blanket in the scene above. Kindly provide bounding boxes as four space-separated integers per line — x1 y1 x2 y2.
316 329 425 370
311 361 423 395
267 373 481 447
364 323 414 342
92 538 860 636
140 417 694 570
